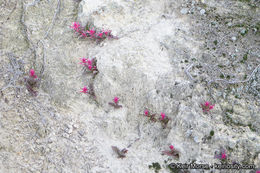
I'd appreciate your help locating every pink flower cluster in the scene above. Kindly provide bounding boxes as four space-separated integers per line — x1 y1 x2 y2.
80 57 97 72
78 56 98 98
160 113 166 120
144 110 170 128
30 69 37 79
221 152 227 160
201 101 214 112
71 22 116 40
144 109 156 121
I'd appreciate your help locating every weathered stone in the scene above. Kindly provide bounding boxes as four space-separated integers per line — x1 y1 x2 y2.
0 0 259 172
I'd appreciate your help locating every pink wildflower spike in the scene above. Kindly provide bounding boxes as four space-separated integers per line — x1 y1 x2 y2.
87 59 92 65
71 22 81 32
93 66 97 70
29 69 37 78
30 69 35 76
205 101 210 106
88 65 92 70
221 152 226 160
202 101 214 112
80 58 87 64
160 113 165 120
209 105 214 110
80 86 88 94
256 171 260 173
169 145 174 150
109 97 122 108
98 32 103 38
144 110 149 116
102 29 109 36
113 97 119 104
87 28 96 37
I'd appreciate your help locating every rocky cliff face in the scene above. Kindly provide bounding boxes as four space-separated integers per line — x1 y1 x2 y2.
0 0 259 172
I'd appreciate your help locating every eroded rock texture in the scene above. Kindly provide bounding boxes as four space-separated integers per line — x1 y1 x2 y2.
0 0 259 172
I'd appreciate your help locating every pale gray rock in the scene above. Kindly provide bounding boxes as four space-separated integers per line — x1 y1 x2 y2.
231 36 237 41
180 8 189 14
0 0 259 172
200 9 206 15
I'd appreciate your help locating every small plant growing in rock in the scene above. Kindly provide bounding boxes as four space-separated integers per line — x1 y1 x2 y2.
162 145 180 159
71 22 117 42
143 110 170 127
80 57 98 75
111 146 128 158
148 162 161 173
88 83 96 99
24 69 39 96
80 84 96 99
144 109 157 122
80 86 88 94
159 112 170 128
109 97 122 108
203 130 215 142
201 101 214 113
215 148 227 163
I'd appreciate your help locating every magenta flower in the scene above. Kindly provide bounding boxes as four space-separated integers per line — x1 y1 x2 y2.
104 30 112 37
25 69 39 96
101 29 110 36
144 110 149 116
159 112 170 128
29 69 37 78
87 28 96 37
162 145 179 158
109 97 122 108
169 145 174 150
80 58 87 65
80 86 88 93
71 22 116 41
256 170 260 173
70 21 116 41
215 148 227 161
201 101 215 112
30 69 35 76
143 110 156 122
160 113 165 120
71 22 81 32
87 59 92 65
80 57 98 74
114 97 119 104
98 32 103 38
221 152 227 160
